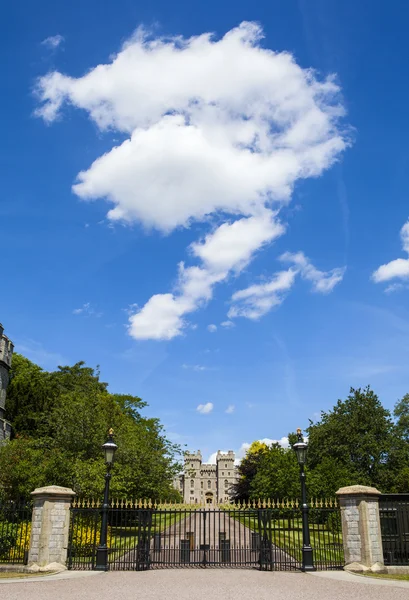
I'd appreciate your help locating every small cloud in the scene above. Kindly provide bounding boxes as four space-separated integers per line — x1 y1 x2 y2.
246 402 255 409
236 437 289 460
72 302 103 318
221 320 235 328
123 303 139 317
182 363 208 372
41 34 64 49
207 324 217 333
196 402 213 414
225 404 235 414
372 219 409 284
385 283 406 294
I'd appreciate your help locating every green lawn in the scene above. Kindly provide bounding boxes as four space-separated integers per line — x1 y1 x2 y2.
361 573 409 581
232 514 343 565
0 572 54 579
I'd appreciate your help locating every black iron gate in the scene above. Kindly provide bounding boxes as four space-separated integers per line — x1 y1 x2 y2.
379 494 409 566
67 499 343 571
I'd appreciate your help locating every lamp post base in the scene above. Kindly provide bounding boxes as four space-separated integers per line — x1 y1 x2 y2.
301 546 316 572
95 546 109 571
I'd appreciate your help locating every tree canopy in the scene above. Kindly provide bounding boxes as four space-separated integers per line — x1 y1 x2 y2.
1 354 182 501
233 386 409 501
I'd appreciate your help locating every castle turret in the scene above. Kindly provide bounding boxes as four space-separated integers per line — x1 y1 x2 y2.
216 451 237 504
173 449 239 505
0 323 13 441
183 451 202 503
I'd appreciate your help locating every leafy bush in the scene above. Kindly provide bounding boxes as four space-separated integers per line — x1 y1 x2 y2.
0 528 17 559
0 521 31 560
69 518 112 557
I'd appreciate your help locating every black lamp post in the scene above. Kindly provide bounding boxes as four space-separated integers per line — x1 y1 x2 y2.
293 428 315 572
95 428 118 571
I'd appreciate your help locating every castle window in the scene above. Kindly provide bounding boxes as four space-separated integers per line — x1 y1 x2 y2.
191 479 194 487
228 472 230 476
225 464 227 468
207 480 211 489
191 490 194 495
191 463 194 468
201 481 203 489
225 480 229 488
222 472 224 476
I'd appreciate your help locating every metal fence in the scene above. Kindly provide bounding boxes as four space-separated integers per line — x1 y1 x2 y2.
0 500 32 564
379 494 409 566
68 499 344 571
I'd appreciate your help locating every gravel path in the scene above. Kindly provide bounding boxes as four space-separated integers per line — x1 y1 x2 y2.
1 570 409 600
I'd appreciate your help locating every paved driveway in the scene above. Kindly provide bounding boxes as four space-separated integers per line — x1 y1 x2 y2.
1 570 409 600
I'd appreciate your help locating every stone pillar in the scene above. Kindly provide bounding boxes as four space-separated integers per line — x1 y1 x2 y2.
336 485 386 573
28 485 76 572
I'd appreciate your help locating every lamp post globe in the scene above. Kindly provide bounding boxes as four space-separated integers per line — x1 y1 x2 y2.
96 428 117 571
102 429 118 465
293 428 315 572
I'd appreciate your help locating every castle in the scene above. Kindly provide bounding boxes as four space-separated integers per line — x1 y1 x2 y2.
0 323 13 441
174 450 239 504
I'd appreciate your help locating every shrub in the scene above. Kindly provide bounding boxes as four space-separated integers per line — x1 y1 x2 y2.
0 521 31 560
0 528 17 559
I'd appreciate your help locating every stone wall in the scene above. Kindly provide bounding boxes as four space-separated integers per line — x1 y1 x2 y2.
336 485 385 573
28 486 75 571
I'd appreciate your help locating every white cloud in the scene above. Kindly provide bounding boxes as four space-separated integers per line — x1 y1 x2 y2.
229 252 345 320
385 283 406 294
36 22 348 339
129 213 284 339
280 251 346 293
191 213 285 273
221 320 235 328
207 324 217 333
372 220 409 284
72 302 103 317
41 34 64 49
237 437 290 459
229 269 297 319
182 363 208 371
225 404 235 414
196 402 213 414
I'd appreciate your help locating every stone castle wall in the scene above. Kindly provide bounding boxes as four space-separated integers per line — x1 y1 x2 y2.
175 450 238 504
0 323 13 441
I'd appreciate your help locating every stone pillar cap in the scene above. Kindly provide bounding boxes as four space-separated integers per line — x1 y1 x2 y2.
336 485 381 496
31 485 76 498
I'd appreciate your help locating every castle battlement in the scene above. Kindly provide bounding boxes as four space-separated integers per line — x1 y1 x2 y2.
178 449 239 505
216 450 235 460
184 450 202 461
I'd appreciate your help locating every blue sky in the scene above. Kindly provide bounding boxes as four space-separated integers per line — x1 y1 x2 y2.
2 0 409 461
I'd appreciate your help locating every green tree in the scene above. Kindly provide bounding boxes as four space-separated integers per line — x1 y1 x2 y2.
306 386 394 489
249 443 300 499
1 355 182 501
5 354 54 436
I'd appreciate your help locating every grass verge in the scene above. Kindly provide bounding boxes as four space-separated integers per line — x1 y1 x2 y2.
0 572 55 579
361 573 409 581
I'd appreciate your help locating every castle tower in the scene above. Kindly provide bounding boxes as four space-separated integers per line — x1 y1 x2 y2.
0 323 13 441
183 450 202 504
216 451 236 504
173 449 240 505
